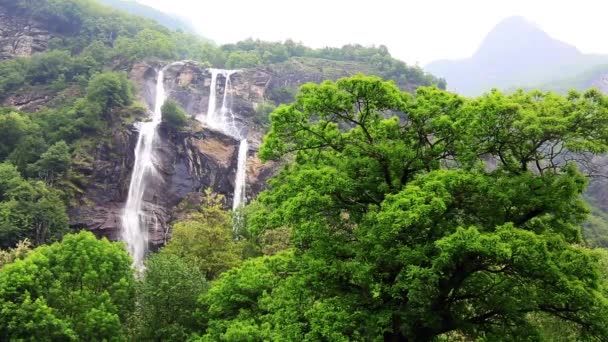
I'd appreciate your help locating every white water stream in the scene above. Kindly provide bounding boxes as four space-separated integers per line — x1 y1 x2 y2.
204 69 248 210
122 65 249 267
232 139 248 210
121 64 170 268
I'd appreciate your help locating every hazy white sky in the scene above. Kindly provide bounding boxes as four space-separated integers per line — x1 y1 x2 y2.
138 0 608 65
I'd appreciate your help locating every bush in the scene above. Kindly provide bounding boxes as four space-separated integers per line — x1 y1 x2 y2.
161 100 189 130
0 162 69 247
267 86 297 104
0 231 135 340
86 72 133 114
253 100 276 128
225 51 262 69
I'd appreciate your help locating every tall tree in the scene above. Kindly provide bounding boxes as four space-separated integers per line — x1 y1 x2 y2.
163 190 242 280
132 252 208 342
28 140 71 184
0 231 135 340
0 162 69 247
211 76 608 340
86 71 133 116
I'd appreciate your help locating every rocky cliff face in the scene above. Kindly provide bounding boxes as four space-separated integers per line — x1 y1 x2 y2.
71 57 381 245
0 6 52 60
68 128 137 241
160 61 272 143
70 61 279 246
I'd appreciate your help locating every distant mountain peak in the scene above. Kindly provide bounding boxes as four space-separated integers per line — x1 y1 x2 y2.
425 15 600 95
494 15 534 27
473 15 580 61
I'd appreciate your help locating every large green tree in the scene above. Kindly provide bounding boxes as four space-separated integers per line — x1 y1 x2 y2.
163 190 242 280
206 76 608 340
0 231 135 341
131 252 208 342
28 140 71 185
86 71 133 115
197 251 297 341
0 162 69 247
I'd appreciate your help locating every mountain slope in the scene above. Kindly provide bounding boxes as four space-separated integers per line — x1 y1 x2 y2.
427 16 608 95
0 0 445 246
534 63 608 93
97 0 199 35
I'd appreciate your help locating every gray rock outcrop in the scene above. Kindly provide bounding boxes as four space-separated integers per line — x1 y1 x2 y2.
69 61 279 247
0 6 51 60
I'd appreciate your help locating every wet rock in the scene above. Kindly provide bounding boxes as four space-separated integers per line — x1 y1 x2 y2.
163 61 209 119
71 61 281 247
0 6 52 60
68 127 137 241
3 90 51 111
129 61 160 110
2 85 84 112
246 154 279 197
191 134 236 168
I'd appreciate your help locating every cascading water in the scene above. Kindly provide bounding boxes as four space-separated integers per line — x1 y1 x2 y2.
233 139 248 210
205 69 219 125
205 69 240 137
121 64 171 268
203 69 248 209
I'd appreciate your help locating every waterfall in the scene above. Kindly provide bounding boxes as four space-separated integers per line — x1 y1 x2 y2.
233 139 248 210
203 69 248 209
205 69 240 137
121 64 171 268
205 69 219 125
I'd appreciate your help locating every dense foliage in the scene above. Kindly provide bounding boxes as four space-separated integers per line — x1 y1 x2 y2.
0 0 218 60
97 0 199 34
131 252 207 342
0 231 135 340
221 39 444 89
1 0 608 340
0 162 68 247
163 191 242 280
196 251 296 341
200 77 608 340
161 99 189 130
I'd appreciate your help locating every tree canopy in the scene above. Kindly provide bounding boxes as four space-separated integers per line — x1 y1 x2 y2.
162 190 242 280
131 252 208 342
205 76 608 340
161 99 189 130
86 72 133 115
0 162 69 247
0 231 135 341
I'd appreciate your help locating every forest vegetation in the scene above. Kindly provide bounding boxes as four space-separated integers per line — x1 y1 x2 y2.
0 0 608 341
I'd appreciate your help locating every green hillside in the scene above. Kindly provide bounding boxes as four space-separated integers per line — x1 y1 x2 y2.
0 1 607 341
97 0 199 34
